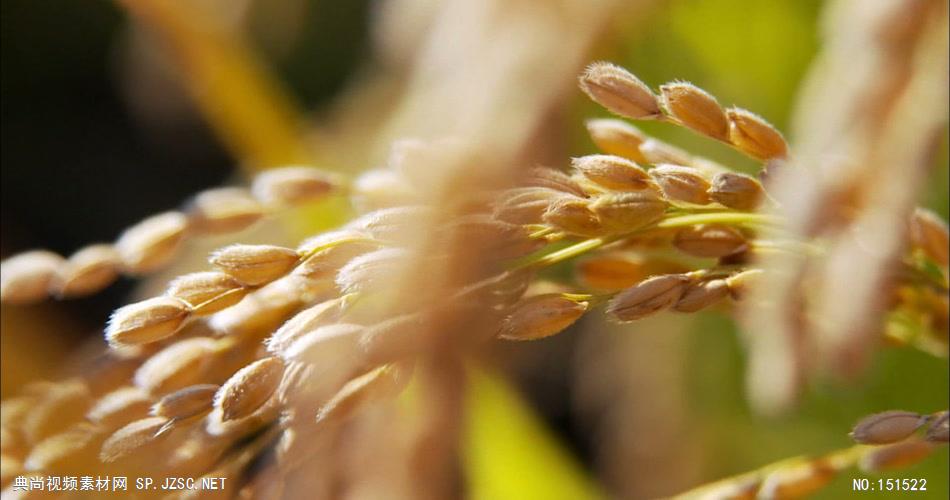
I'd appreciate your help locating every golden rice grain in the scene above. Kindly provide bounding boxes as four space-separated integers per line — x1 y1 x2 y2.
187 187 265 234
542 197 603 237
167 271 249 315
0 250 64 304
498 294 589 341
115 211 189 274
579 62 661 119
726 107 788 160
673 224 748 258
584 119 648 163
152 384 219 421
210 244 301 287
590 191 667 232
53 244 121 298
650 165 711 205
216 357 285 422
851 411 926 444
708 172 765 210
493 187 570 225
251 166 336 206
133 338 219 395
105 296 193 348
204 398 280 439
572 155 654 191
607 274 690 321
674 279 730 313
99 416 169 463
523 167 587 197
660 82 729 139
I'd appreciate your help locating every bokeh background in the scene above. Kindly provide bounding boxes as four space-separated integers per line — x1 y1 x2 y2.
2 0 947 498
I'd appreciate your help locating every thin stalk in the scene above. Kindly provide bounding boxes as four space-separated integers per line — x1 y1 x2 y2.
655 212 782 229
674 444 870 499
515 211 780 271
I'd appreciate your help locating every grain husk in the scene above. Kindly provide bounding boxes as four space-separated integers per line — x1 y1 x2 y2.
54 244 121 298
498 294 588 341
106 296 192 348
187 187 265 234
572 155 654 191
152 384 219 421
210 244 301 287
590 191 667 232
115 211 189 274
216 357 284 422
660 82 728 139
851 410 926 444
579 62 661 119
0 250 64 304
585 119 648 163
607 274 690 321
99 416 169 463
251 166 336 206
133 338 219 395
650 165 711 205
167 271 249 315
726 107 788 160
673 224 748 258
708 172 765 210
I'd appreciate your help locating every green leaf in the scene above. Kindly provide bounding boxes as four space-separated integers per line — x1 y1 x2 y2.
463 366 605 500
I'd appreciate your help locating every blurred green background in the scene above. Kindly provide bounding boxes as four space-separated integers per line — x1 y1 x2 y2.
1 0 946 498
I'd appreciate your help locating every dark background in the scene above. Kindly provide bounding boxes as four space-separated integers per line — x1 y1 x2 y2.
1 0 371 327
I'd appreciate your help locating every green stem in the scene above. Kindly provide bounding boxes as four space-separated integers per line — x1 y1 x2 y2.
515 211 780 271
655 212 782 229
523 237 609 269
751 239 823 257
